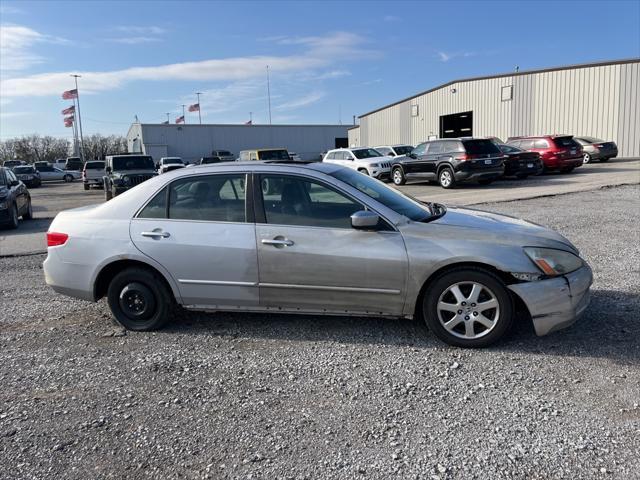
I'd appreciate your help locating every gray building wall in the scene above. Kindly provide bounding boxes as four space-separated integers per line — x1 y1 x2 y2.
126 124 350 163
353 59 640 157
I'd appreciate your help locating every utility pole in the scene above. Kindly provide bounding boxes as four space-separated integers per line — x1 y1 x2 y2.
195 92 202 124
352 115 356 125
70 74 85 161
182 105 186 124
249 111 253 123
266 65 272 125
166 112 170 123
338 104 342 125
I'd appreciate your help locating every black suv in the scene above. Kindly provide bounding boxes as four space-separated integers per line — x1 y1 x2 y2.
104 154 157 200
390 138 505 188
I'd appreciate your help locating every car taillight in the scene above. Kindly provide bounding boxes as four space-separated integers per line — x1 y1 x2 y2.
47 232 68 247
458 154 471 161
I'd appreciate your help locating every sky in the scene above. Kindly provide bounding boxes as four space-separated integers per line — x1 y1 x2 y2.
0 0 639 140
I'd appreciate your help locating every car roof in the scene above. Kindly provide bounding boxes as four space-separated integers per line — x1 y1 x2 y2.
166 160 341 177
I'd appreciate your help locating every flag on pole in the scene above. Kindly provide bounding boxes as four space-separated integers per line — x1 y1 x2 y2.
188 103 200 112
64 115 75 122
64 118 74 127
61 105 75 115
244 120 253 125
175 115 185 124
62 89 78 100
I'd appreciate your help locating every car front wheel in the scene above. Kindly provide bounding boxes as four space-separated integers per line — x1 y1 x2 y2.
423 268 514 348
358 168 369 176
64 174 74 182
392 167 406 186
107 268 173 331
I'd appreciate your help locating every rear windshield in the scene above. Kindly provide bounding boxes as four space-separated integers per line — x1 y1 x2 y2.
352 148 382 159
13 166 35 173
215 150 232 156
577 136 603 144
553 137 580 149
257 150 289 160
112 156 155 170
393 146 414 155
462 139 502 155
163 158 183 164
85 161 105 170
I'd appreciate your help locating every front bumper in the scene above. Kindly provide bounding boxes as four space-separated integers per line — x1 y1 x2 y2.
508 264 593 336
371 168 391 180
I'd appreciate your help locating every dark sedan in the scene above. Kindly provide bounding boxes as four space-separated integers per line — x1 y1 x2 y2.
12 165 42 188
496 144 544 178
0 167 33 229
574 136 618 164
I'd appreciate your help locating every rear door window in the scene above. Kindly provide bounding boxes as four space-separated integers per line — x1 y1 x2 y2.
519 139 534 150
427 142 444 155
534 139 550 149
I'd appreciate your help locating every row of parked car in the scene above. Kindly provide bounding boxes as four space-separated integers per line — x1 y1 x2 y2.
321 134 617 189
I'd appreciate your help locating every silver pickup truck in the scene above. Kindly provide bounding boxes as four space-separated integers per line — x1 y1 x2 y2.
82 160 105 190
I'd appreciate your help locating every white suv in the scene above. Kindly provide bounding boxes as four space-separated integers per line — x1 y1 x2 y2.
158 157 185 174
323 148 392 179
373 145 414 157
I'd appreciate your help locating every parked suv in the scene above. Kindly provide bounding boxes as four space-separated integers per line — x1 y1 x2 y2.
390 138 505 188
574 136 618 164
506 135 583 172
211 150 235 162
82 160 105 190
373 145 414 157
158 157 185 174
103 155 157 200
65 157 83 171
323 148 392 179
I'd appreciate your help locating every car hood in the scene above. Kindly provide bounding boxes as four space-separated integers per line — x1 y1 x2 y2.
428 206 578 253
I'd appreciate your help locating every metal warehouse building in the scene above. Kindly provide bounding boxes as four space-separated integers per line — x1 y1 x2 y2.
127 123 350 163
348 58 640 157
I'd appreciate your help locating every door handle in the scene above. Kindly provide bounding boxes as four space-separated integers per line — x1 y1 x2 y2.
261 238 294 247
141 231 171 238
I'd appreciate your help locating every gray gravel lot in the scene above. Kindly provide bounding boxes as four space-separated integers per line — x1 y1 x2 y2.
1 185 639 480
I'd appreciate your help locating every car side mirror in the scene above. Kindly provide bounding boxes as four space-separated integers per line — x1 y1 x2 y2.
351 210 380 230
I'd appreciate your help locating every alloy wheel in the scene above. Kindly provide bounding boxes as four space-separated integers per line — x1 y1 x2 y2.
436 281 500 339
393 169 403 185
583 153 591 164
440 170 452 187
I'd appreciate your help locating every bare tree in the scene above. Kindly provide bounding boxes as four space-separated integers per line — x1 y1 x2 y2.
82 134 128 160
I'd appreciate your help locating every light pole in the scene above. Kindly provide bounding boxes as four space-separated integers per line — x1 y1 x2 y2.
195 92 202 124
266 65 272 125
166 113 170 123
70 74 85 161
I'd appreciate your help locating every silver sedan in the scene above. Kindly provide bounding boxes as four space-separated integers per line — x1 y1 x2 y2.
43 162 592 347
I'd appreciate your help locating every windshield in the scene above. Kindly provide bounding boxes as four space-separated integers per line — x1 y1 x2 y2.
13 166 35 174
163 158 183 164
258 150 289 160
352 148 382 159
330 168 433 221
393 146 413 156
112 156 155 170
216 150 232 156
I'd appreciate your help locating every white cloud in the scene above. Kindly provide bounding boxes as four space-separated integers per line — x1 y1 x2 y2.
0 24 67 72
315 70 351 80
437 50 476 62
109 25 167 44
114 25 167 35
1 31 371 98
275 91 325 111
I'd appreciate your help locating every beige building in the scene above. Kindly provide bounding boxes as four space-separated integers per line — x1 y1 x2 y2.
348 58 639 157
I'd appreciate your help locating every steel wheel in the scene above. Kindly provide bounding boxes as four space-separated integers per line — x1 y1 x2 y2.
119 282 156 321
583 153 591 164
436 281 500 340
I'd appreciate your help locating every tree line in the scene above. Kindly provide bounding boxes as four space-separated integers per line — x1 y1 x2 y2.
0 134 128 164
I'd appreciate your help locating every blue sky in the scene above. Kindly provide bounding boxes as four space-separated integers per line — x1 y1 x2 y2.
1 0 639 140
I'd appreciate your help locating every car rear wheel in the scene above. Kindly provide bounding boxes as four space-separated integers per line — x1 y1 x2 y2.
107 268 173 331
438 167 456 189
64 174 74 182
358 168 369 176
22 198 33 220
423 268 514 348
392 167 406 186
105 183 113 201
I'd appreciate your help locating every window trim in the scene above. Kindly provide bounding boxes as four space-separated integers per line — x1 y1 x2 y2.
252 172 396 231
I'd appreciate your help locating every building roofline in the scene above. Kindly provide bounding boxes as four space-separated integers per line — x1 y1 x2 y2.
359 57 640 118
347 125 360 130
138 123 350 128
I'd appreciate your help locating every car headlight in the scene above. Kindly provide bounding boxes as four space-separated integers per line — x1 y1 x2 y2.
524 247 584 276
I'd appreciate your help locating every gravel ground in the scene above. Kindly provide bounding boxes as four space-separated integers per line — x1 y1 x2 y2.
1 185 638 480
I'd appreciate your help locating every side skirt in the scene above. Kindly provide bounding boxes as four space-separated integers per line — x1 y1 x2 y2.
183 304 413 319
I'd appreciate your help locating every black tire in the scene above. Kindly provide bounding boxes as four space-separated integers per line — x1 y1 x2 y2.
105 184 113 201
64 174 73 183
422 267 514 348
392 167 406 186
22 198 33 220
515 174 529 180
6 203 19 229
583 153 591 164
478 178 494 185
438 167 456 189
83 183 90 191
358 168 369 176
107 267 174 331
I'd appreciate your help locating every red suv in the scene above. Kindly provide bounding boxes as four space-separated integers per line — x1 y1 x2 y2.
506 135 583 173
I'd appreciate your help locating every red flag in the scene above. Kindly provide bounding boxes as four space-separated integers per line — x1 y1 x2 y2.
62 89 78 100
61 105 75 115
188 103 200 112
64 118 73 127
175 115 185 124
244 120 252 125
